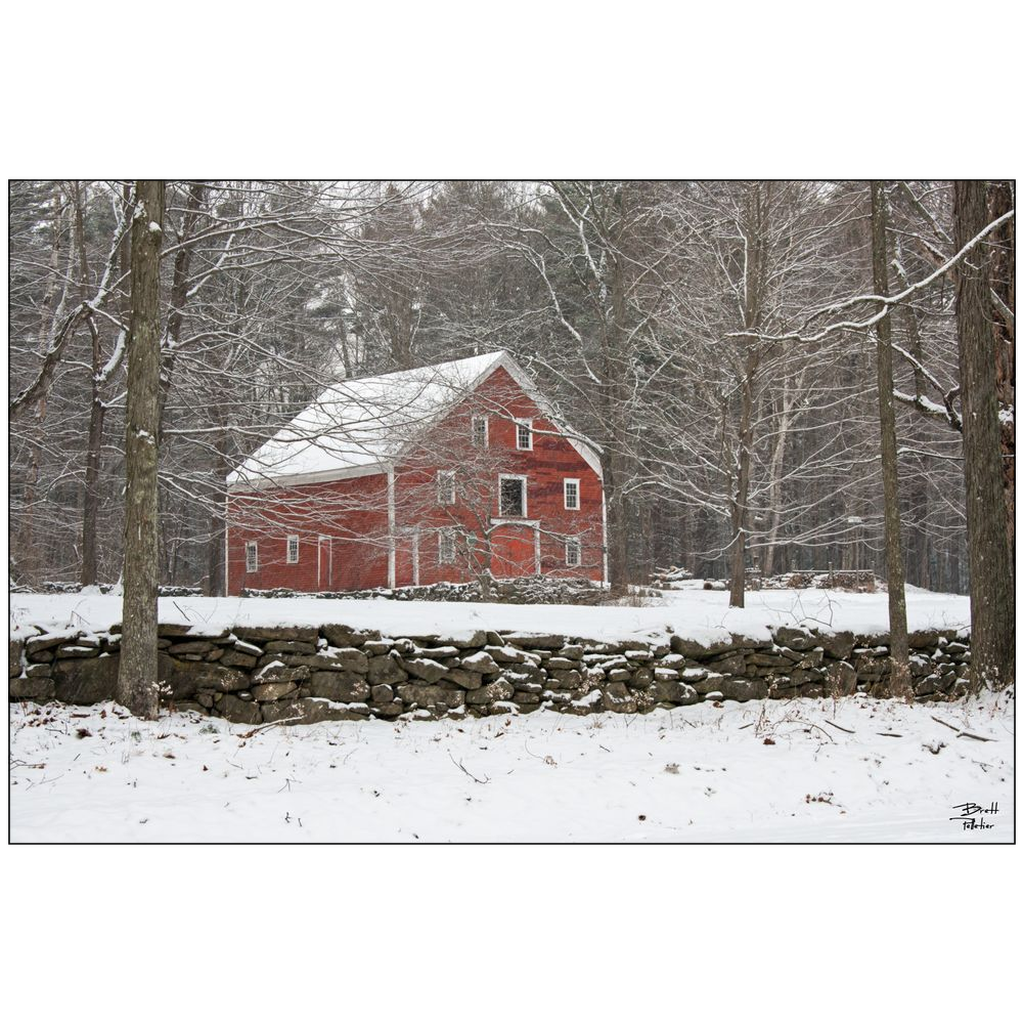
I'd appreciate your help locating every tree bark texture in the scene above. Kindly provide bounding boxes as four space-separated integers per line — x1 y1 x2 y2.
72 182 106 587
985 180 1015 561
869 181 911 697
728 355 756 607
601 220 632 591
955 180 1014 691
157 181 206 434
728 183 768 608
117 180 165 719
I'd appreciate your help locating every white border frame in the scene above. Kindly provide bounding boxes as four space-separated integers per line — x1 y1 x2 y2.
286 534 300 564
245 540 258 573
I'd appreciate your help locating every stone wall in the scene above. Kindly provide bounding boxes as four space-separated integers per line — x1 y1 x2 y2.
241 575 615 605
9 621 971 724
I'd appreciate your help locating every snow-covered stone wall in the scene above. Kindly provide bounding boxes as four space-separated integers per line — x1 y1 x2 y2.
9 620 972 723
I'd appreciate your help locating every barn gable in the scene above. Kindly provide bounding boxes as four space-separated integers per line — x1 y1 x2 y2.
227 351 601 490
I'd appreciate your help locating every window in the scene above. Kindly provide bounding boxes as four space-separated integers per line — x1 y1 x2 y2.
438 530 456 564
565 537 582 567
515 419 533 450
245 541 258 573
437 469 456 505
472 416 489 448
564 478 580 510
499 475 526 517
286 535 299 564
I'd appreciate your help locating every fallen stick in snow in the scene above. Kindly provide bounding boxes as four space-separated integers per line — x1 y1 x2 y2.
930 716 994 741
825 719 856 734
877 732 903 738
791 718 834 742
237 718 305 739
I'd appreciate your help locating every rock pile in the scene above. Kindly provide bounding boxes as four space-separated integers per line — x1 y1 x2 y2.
9 621 971 724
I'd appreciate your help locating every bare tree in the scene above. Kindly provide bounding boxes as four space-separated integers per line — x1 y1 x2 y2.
869 181 910 696
954 180 1014 692
117 180 165 719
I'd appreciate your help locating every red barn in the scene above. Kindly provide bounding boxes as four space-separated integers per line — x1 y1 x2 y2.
226 351 606 594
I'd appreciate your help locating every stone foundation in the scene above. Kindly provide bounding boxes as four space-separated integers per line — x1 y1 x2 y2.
9 621 971 724
241 575 616 605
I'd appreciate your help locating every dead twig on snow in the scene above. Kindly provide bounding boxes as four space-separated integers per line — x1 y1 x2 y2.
449 751 489 784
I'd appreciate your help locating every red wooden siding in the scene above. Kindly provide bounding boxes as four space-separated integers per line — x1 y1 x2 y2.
227 473 389 595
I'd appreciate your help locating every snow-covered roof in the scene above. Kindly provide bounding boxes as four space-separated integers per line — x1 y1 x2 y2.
227 350 602 489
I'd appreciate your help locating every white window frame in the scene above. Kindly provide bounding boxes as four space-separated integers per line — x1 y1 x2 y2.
245 541 258 573
515 418 533 451
472 415 489 449
564 478 580 510
438 529 457 564
565 537 582 567
286 534 300 564
498 474 528 518
437 469 456 506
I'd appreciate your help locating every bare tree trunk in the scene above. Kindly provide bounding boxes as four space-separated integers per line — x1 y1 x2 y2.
17 184 66 584
602 453 630 590
869 181 911 697
602 242 633 591
728 355 755 607
955 180 1014 692
157 181 206 431
728 182 769 608
894 254 933 590
71 182 107 588
986 180 1015 561
117 180 165 719
761 373 799 578
205 427 230 596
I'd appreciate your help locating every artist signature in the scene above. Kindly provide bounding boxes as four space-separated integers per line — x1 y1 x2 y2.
950 802 999 831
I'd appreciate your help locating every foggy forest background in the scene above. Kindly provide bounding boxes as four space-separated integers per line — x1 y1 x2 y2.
8 180 1016 596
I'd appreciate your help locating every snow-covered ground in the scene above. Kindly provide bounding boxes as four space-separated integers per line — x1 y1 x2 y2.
10 692 1012 842
11 585 1000 843
9 585 971 646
